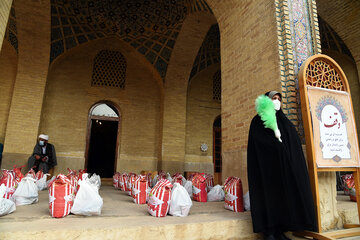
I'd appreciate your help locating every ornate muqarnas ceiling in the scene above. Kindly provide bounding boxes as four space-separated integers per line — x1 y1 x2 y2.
51 0 213 79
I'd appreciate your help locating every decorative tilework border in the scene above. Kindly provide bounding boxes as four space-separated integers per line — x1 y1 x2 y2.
275 0 321 137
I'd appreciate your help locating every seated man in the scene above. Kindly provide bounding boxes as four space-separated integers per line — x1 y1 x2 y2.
27 134 57 174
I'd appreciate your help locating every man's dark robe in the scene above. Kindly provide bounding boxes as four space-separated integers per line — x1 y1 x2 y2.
247 109 317 234
27 143 57 174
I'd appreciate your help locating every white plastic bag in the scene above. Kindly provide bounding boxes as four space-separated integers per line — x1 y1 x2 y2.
184 180 192 198
89 174 101 189
12 176 38 206
71 179 103 216
0 184 16 216
243 191 250 211
152 175 158 187
169 183 192 217
46 176 56 189
207 185 224 202
166 173 172 183
36 174 50 191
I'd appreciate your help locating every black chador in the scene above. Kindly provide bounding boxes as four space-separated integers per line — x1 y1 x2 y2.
247 91 317 238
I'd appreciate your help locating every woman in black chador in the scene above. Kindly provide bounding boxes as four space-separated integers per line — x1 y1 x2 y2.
247 91 317 240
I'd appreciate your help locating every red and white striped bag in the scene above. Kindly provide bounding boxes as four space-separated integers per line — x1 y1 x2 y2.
13 165 25 183
35 169 44 181
119 173 128 191
192 174 207 202
129 174 138 197
146 173 152 188
0 170 16 199
172 174 183 185
113 172 121 189
67 174 78 194
148 179 172 217
224 176 244 212
132 175 148 204
25 169 36 179
204 173 214 192
48 174 75 218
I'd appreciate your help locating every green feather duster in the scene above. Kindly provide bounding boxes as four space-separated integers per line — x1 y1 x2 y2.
255 95 278 132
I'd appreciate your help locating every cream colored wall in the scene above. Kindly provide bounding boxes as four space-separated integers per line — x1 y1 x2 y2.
0 41 17 144
41 37 162 175
185 64 221 174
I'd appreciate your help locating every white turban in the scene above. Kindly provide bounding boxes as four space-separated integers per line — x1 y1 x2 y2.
39 134 49 140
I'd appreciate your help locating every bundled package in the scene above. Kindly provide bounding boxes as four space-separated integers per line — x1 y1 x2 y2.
13 176 38 206
0 184 16 216
207 185 224 202
148 179 172 217
119 173 129 191
169 183 192 217
0 170 16 200
12 165 24 183
146 173 152 188
172 173 184 185
132 175 148 204
113 172 121 189
35 169 44 181
89 173 101 189
48 174 75 218
67 173 78 194
71 179 103 216
204 173 214 192
192 174 207 202
25 168 36 179
224 176 244 212
128 174 138 196
36 174 50 191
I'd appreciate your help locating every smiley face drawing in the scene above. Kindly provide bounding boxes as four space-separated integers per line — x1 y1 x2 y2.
316 96 350 161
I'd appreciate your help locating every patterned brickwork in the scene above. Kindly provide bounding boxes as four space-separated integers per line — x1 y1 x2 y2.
91 50 127 89
50 0 212 80
275 0 321 136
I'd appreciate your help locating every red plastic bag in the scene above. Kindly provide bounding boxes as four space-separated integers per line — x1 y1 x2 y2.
113 172 121 189
48 174 75 218
35 169 44 181
204 173 214 192
148 179 172 217
192 174 207 202
0 170 16 199
12 165 25 183
25 169 36 179
132 175 148 204
224 176 244 212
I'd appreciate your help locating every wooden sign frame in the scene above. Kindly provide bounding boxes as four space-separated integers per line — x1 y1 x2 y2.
295 54 360 240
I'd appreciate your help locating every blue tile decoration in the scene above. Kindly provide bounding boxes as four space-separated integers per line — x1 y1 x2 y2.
189 24 220 81
50 0 213 80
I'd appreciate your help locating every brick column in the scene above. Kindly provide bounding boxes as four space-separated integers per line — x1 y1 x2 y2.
2 0 50 169
161 12 216 173
0 0 12 51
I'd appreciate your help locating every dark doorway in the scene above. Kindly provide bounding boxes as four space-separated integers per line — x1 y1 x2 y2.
213 116 222 185
87 119 118 177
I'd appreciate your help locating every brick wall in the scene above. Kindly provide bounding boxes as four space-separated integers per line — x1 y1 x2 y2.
185 64 221 173
0 0 12 52
2 0 50 170
39 37 162 175
208 0 281 189
161 12 217 173
0 41 17 144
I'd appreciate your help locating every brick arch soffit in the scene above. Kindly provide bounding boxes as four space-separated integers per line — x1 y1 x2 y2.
50 0 214 82
188 23 220 82
164 11 217 90
318 16 354 61
48 36 165 94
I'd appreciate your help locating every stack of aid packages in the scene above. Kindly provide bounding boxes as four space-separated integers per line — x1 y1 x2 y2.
48 168 103 218
112 171 192 217
224 176 244 212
